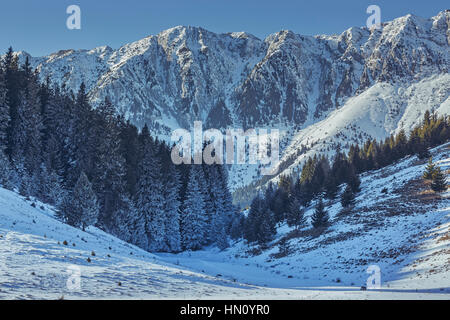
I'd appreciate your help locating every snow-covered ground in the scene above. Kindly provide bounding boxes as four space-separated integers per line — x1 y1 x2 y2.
1 144 450 299
162 143 450 299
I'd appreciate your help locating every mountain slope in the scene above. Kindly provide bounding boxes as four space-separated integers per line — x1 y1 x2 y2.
162 143 450 296
18 10 450 192
0 185 298 299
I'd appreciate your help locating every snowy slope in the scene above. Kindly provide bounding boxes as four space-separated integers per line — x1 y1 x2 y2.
161 143 450 298
270 73 450 182
1 145 449 299
0 186 299 299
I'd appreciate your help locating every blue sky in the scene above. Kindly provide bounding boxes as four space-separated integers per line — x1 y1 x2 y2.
1 0 448 56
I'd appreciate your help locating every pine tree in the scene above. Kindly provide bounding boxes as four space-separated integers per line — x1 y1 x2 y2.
92 97 127 230
257 208 276 245
36 163 64 205
199 165 216 244
324 175 339 200
244 196 264 243
311 197 329 229
230 213 244 240
135 141 167 252
119 120 140 197
3 47 20 159
423 158 436 180
286 196 306 229
209 165 233 248
347 168 361 193
216 164 235 235
0 151 13 189
163 162 182 252
181 165 207 250
68 172 99 231
110 196 139 244
340 184 355 208
20 71 43 175
71 83 96 185
125 197 149 250
0 67 10 154
431 166 447 193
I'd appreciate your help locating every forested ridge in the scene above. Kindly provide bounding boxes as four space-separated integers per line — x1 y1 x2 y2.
241 109 450 246
0 47 237 253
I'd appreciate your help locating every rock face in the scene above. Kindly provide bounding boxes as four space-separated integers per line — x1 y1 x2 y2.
24 11 450 190
29 12 449 131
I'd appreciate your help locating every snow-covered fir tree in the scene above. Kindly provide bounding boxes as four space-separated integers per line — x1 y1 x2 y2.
136 137 167 252
181 165 207 250
0 67 10 154
163 161 182 252
92 97 127 230
311 197 329 229
67 172 99 231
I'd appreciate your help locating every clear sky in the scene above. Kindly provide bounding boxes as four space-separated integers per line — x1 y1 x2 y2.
0 0 448 56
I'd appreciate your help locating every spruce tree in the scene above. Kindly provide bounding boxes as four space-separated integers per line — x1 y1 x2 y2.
19 72 43 176
341 184 355 208
431 166 447 193
257 208 276 245
36 163 64 206
125 197 148 250
0 151 13 188
135 141 167 252
423 158 436 180
119 120 140 197
217 164 235 234
163 162 182 252
0 67 10 153
230 213 244 240
347 168 361 193
110 196 140 244
181 165 207 250
92 97 127 230
244 196 264 243
324 175 339 200
68 172 99 231
286 196 306 229
3 47 20 159
311 197 329 229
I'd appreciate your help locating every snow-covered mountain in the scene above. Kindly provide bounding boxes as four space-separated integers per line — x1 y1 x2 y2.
1 143 449 299
22 10 450 191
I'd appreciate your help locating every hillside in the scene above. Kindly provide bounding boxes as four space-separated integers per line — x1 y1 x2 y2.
163 143 450 296
1 143 449 299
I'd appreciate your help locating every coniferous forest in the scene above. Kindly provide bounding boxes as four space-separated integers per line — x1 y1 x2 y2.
1 47 449 253
0 47 237 253
242 109 450 246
